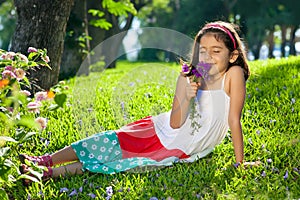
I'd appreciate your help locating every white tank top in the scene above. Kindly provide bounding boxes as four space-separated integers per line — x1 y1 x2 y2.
152 74 230 160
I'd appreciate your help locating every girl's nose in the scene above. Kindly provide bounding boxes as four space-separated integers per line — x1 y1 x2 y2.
199 51 212 62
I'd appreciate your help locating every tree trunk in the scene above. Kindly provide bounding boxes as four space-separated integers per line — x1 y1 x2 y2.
281 25 287 57
11 0 74 92
60 0 85 79
289 26 297 56
60 0 106 78
267 27 275 58
103 13 134 69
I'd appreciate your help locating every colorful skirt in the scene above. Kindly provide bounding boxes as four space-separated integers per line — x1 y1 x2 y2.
71 116 191 174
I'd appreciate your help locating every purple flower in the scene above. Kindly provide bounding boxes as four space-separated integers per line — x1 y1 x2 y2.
150 197 159 200
69 189 78 197
291 98 296 104
233 162 240 168
121 102 125 110
248 138 253 145
283 170 288 180
267 158 272 164
106 186 113 196
38 191 44 197
78 186 83 193
192 68 201 78
60 187 69 193
261 171 266 177
181 63 189 73
195 62 212 80
88 193 96 198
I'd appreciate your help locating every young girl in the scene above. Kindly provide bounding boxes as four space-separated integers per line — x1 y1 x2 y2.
20 21 257 184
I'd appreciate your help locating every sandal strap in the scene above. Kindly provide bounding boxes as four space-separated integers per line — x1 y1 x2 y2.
19 154 53 167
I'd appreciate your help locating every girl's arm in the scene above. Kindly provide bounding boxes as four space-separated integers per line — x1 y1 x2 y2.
170 75 199 129
227 66 246 163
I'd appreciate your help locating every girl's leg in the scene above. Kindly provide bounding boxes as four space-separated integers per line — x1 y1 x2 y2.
19 146 79 167
52 161 84 178
50 146 79 166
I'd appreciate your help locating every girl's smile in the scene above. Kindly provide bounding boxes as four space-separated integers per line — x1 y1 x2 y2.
199 33 232 77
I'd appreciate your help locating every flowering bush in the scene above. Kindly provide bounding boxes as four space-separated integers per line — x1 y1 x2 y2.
0 48 67 199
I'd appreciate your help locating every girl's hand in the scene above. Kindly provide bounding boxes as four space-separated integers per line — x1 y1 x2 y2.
185 78 200 101
234 161 261 169
243 161 261 167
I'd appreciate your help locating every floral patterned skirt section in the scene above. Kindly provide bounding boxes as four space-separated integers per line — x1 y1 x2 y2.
71 130 181 174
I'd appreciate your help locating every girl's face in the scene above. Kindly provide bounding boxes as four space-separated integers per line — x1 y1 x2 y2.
199 33 232 76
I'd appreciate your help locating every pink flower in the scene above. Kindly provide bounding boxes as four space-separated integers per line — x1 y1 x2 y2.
15 68 26 80
35 91 48 101
42 55 50 63
4 66 13 71
27 101 41 113
2 70 16 79
35 117 47 130
17 53 28 63
20 90 31 96
28 47 38 53
1 52 16 60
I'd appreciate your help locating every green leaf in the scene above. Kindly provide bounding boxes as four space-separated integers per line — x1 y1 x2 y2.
0 147 11 157
48 104 59 111
0 112 9 122
54 93 67 108
88 9 105 17
15 116 39 129
0 136 17 143
15 129 36 142
22 132 36 142
27 52 38 60
89 19 112 30
0 188 9 200
18 174 41 184
15 128 27 141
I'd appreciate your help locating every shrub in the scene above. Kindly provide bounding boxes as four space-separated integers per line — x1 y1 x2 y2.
0 48 67 199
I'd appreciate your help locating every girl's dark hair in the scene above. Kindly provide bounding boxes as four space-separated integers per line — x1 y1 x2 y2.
190 21 250 80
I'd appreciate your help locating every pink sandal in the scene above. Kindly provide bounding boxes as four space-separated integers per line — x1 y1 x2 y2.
19 154 53 167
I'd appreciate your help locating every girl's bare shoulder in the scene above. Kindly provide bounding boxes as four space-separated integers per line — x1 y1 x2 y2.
227 66 244 77
224 66 245 95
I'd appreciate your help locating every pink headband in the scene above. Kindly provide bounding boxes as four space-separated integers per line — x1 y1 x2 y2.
203 24 237 49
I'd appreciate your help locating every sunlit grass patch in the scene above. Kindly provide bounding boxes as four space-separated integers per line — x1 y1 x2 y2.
8 58 300 199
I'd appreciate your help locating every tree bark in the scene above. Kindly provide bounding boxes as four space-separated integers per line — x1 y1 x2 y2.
267 27 275 58
60 0 106 78
104 13 134 69
11 0 74 92
289 26 296 56
281 25 287 57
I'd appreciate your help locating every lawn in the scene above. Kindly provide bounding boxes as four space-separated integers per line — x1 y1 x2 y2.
6 57 300 199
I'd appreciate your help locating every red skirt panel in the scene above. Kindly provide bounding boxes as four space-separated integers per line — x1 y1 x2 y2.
116 116 189 162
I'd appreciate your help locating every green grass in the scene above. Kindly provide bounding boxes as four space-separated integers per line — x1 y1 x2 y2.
7 58 300 199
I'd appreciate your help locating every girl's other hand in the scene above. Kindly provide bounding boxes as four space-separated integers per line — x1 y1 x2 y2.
243 161 261 168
